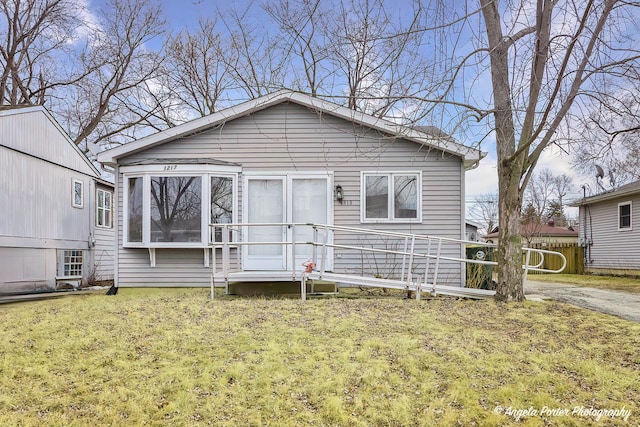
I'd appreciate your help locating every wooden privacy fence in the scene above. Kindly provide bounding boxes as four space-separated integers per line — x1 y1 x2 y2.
526 243 583 274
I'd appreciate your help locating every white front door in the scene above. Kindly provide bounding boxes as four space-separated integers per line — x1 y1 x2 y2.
245 177 286 270
244 174 332 271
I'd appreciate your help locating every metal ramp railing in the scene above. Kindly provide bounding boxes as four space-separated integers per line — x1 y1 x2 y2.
208 223 567 300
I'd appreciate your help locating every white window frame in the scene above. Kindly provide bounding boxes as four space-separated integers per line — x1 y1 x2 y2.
72 179 84 208
360 171 422 223
121 164 240 248
618 201 632 231
96 188 113 228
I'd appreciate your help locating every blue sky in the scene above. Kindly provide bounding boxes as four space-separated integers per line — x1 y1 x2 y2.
88 0 586 216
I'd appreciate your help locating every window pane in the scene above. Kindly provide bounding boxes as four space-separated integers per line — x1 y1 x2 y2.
127 177 143 242
73 180 83 207
104 191 111 210
365 175 388 219
247 179 283 256
394 175 418 219
620 204 631 228
63 250 83 276
151 176 202 242
211 176 233 242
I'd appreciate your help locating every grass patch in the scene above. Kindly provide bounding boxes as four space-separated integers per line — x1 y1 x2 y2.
0 288 638 426
528 273 640 294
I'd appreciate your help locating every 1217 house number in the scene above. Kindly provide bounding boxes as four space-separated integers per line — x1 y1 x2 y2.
163 165 177 171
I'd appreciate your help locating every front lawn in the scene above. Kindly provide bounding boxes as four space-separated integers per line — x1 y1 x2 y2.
528 273 640 294
1 289 638 426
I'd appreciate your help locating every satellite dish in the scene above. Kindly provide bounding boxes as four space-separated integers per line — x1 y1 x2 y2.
595 164 605 179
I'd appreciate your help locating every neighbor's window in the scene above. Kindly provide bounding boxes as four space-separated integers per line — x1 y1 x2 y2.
123 169 237 246
96 188 112 228
362 172 421 222
619 201 632 230
63 250 83 276
72 179 83 208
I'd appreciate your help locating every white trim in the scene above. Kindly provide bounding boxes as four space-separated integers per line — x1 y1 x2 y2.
618 201 633 231
120 163 241 174
72 179 84 208
242 172 334 271
360 171 423 223
96 188 113 228
242 175 287 270
122 167 239 248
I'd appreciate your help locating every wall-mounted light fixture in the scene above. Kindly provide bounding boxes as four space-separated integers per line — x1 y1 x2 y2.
335 185 344 203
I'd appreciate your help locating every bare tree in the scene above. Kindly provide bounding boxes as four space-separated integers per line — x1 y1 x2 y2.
326 0 432 119
61 0 166 151
161 18 233 122
263 0 330 97
480 0 640 301
0 0 83 105
417 0 640 301
468 193 498 235
1 0 166 151
219 1 285 99
571 78 640 185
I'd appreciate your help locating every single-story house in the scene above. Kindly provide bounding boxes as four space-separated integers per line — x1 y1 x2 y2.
569 179 640 275
97 90 484 289
484 222 579 246
0 106 115 293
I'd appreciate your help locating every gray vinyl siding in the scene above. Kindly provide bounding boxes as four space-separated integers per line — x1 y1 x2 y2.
580 195 640 272
115 102 466 287
0 108 105 291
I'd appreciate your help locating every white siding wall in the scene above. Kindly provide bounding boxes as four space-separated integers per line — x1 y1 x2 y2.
0 147 93 246
580 195 640 272
115 102 466 287
0 109 103 291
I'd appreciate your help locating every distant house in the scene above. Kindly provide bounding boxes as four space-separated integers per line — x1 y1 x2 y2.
570 180 640 275
0 106 115 293
465 221 482 241
97 90 484 289
484 222 579 246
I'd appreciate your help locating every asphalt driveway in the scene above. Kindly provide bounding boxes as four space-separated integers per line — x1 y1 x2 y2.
525 280 640 323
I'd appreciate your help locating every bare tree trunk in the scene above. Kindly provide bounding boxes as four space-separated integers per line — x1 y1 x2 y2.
481 0 526 301
495 164 524 301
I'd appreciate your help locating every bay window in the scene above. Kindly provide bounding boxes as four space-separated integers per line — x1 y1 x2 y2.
122 164 238 247
362 172 421 222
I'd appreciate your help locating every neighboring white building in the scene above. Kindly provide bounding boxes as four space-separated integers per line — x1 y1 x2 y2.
570 180 640 275
97 90 484 289
0 106 115 293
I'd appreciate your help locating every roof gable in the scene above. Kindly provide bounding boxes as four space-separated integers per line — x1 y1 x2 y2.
97 90 484 168
0 106 100 177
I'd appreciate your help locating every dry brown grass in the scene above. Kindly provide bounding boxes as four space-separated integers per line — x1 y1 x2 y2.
0 288 638 426
529 273 640 294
